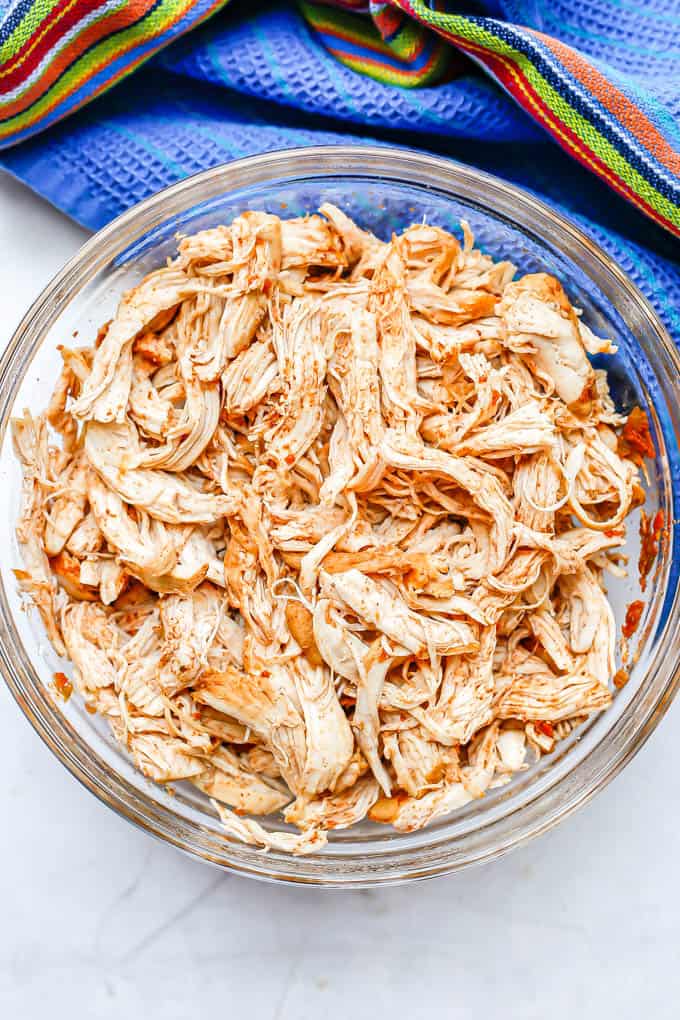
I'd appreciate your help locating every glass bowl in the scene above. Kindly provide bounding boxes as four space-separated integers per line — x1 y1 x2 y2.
1 145 679 887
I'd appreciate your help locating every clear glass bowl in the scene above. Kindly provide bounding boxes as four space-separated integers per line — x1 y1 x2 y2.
2 146 679 887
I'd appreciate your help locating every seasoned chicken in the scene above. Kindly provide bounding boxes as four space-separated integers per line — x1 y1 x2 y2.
13 208 644 854
320 568 478 657
192 746 290 815
325 305 384 493
158 586 223 692
43 457 88 556
500 273 597 415
85 422 238 523
12 412 67 654
72 266 193 423
368 240 429 433
262 298 327 471
183 211 281 381
285 776 380 831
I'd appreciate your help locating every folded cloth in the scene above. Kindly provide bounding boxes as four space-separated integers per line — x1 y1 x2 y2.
303 0 680 238
0 0 231 147
0 1 678 333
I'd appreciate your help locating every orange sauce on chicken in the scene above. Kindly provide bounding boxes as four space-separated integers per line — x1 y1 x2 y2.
617 406 655 462
53 671 72 702
622 600 644 640
638 509 664 591
613 669 629 689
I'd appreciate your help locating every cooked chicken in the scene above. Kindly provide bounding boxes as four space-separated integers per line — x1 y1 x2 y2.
71 266 194 423
500 273 597 415
192 746 290 815
13 207 644 855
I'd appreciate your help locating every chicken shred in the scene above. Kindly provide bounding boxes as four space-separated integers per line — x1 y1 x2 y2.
13 207 644 854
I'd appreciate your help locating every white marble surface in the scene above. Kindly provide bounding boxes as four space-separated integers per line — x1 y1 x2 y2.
1 171 679 1019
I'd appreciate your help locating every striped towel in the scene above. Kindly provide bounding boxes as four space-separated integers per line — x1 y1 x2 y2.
0 1 678 331
306 1 680 238
0 0 229 143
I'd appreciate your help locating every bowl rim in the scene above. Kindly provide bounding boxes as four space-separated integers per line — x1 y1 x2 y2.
2 143 680 887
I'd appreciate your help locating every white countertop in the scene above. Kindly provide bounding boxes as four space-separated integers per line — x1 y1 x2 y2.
1 171 679 1019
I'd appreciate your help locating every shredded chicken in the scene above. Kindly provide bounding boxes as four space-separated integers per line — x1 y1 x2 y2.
13 207 644 855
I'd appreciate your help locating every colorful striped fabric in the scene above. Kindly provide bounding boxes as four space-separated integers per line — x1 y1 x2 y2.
298 2 459 87
302 1 680 237
0 0 230 148
0 0 678 241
